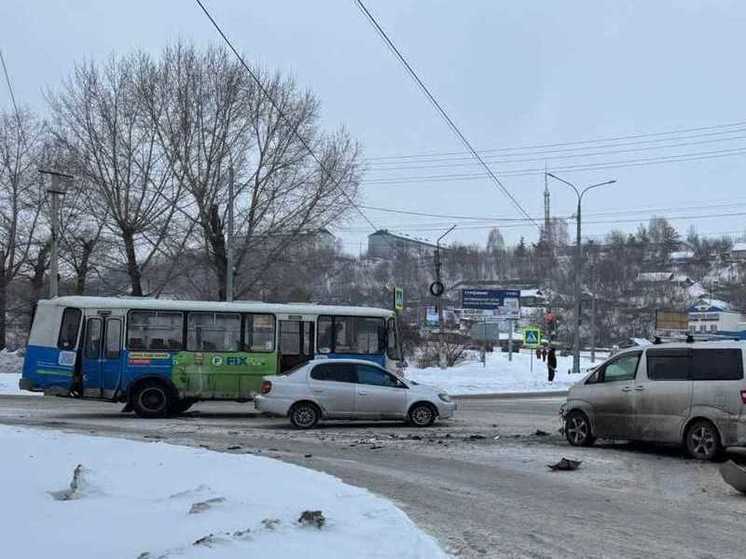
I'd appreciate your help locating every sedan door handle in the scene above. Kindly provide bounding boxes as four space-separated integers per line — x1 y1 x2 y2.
634 385 646 391
621 386 632 392
358 391 368 396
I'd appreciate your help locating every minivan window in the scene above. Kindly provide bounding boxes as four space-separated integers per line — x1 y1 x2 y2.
691 349 743 381
647 349 690 381
602 353 640 383
310 362 356 383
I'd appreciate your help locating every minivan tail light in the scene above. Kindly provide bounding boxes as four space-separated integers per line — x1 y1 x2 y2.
260 381 272 395
740 390 746 405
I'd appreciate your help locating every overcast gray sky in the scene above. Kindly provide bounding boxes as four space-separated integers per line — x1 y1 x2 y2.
3 0 746 253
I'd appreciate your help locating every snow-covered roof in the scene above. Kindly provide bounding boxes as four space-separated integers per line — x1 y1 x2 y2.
42 296 394 318
732 242 746 253
670 250 694 261
687 282 707 298
689 297 732 312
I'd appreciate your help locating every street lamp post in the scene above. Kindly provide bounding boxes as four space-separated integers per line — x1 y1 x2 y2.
546 173 616 375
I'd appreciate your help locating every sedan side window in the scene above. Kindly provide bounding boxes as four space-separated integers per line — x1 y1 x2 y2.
356 365 400 387
310 363 356 383
601 353 640 383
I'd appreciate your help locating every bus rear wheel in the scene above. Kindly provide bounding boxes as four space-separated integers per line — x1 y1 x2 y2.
131 381 172 418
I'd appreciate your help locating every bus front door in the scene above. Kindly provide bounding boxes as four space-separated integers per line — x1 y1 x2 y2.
279 320 315 373
81 316 124 399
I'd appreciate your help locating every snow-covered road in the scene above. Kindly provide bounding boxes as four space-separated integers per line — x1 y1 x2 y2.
2 425 446 558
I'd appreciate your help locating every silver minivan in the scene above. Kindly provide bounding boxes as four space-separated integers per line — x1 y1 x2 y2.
562 341 746 460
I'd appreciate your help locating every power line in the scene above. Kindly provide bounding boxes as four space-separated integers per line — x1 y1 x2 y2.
340 208 746 233
362 145 746 185
193 0 380 234
0 49 23 133
365 132 746 173
365 119 746 162
353 0 540 231
360 198 746 223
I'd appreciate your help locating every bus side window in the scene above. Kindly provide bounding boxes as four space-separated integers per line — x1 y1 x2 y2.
317 316 333 354
57 308 82 350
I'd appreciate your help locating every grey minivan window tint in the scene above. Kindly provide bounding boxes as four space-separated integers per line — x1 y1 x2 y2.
691 349 743 381
647 349 690 381
602 353 640 383
310 363 356 383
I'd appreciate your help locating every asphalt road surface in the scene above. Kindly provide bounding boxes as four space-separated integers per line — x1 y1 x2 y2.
2 393 746 558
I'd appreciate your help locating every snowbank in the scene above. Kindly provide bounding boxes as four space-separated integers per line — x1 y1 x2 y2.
0 348 36 395
407 350 600 396
2 425 446 559
0 347 23 373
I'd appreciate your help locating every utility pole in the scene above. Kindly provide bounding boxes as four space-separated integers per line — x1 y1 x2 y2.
589 241 597 363
432 225 456 369
226 165 235 302
546 173 616 374
39 169 73 299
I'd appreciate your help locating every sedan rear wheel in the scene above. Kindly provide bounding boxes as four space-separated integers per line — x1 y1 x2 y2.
289 402 320 429
565 410 595 447
685 420 721 461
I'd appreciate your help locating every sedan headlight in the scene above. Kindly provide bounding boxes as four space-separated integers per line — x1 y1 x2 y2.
438 393 451 403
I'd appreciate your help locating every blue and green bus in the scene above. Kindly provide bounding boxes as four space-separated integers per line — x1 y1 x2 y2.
21 296 403 417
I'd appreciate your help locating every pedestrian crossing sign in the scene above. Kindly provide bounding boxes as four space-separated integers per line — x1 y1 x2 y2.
523 327 541 348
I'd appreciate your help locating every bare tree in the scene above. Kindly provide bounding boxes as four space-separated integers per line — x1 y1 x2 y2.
48 54 183 296
0 109 46 348
145 42 362 300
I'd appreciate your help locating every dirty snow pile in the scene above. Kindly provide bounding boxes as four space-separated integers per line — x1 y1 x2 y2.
0 348 29 395
2 425 447 559
407 350 601 395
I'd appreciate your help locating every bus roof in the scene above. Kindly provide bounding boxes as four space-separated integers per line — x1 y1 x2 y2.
41 296 395 318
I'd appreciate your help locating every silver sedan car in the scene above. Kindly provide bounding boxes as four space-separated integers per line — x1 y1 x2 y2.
562 341 746 460
254 358 456 429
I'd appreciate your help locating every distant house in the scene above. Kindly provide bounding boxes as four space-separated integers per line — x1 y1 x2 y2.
732 242 746 261
688 297 746 337
367 229 437 259
635 272 693 286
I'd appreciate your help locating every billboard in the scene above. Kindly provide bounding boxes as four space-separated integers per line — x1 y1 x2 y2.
461 289 521 320
655 310 689 332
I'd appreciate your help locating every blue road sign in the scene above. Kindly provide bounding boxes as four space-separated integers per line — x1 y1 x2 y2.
461 289 521 319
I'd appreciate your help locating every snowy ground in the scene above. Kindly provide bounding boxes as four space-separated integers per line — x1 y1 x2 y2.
0 348 32 395
2 425 447 559
407 349 606 396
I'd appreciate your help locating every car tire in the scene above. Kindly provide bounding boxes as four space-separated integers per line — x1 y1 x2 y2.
565 410 595 447
169 398 197 416
408 402 436 427
685 419 722 461
131 380 172 419
289 402 320 429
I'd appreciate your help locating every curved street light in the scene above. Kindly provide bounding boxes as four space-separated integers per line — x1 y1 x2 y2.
546 172 617 374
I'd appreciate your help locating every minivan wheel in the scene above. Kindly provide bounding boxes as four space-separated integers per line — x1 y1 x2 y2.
409 403 436 427
685 420 721 461
565 410 596 447
289 402 320 429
